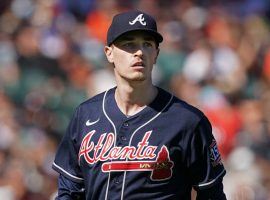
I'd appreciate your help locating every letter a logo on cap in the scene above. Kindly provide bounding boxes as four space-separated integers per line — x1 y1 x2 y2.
129 14 146 26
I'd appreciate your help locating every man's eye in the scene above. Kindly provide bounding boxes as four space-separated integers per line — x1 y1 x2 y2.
123 43 134 48
144 42 153 48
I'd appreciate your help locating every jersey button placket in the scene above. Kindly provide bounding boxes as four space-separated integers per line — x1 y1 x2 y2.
117 121 130 146
123 122 129 127
120 135 127 141
108 173 123 200
114 177 120 184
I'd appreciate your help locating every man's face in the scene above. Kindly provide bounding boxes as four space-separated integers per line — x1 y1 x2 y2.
105 31 159 83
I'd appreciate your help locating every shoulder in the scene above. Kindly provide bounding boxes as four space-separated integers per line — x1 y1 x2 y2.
80 87 115 107
76 87 115 116
172 96 204 120
80 91 105 108
159 87 206 127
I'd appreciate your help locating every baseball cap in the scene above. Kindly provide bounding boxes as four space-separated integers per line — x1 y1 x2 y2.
107 10 163 46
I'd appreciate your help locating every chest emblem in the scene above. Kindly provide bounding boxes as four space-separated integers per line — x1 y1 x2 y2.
85 118 100 126
78 130 174 181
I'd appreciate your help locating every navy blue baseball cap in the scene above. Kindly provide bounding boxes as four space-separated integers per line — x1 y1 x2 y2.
107 10 163 46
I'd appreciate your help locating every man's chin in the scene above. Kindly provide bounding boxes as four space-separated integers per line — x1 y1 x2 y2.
128 75 147 82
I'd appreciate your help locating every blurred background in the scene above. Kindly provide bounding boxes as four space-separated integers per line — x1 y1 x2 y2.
0 0 270 199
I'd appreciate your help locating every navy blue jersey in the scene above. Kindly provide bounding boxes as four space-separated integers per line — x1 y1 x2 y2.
53 87 226 200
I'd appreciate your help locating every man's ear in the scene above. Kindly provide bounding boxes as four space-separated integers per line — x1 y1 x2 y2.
104 46 114 63
154 48 160 64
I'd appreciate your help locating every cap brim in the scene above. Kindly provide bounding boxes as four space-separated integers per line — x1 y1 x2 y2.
108 29 163 46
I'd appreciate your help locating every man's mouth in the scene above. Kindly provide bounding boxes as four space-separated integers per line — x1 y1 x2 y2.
132 62 144 67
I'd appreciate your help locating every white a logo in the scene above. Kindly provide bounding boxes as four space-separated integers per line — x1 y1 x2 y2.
129 14 147 26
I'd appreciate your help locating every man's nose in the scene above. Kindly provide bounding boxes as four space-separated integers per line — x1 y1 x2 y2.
134 47 143 57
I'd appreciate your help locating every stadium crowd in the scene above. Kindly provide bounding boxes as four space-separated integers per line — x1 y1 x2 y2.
0 0 270 199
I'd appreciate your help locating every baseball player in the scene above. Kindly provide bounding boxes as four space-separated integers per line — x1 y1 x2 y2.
53 10 227 200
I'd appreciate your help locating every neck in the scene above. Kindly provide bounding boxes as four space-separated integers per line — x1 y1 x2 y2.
115 81 157 116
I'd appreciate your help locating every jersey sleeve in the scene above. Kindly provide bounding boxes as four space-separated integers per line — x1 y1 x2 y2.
56 174 85 200
52 107 84 183
186 115 226 191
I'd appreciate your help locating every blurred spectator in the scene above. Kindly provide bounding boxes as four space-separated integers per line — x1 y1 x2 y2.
86 0 118 43
0 0 270 199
